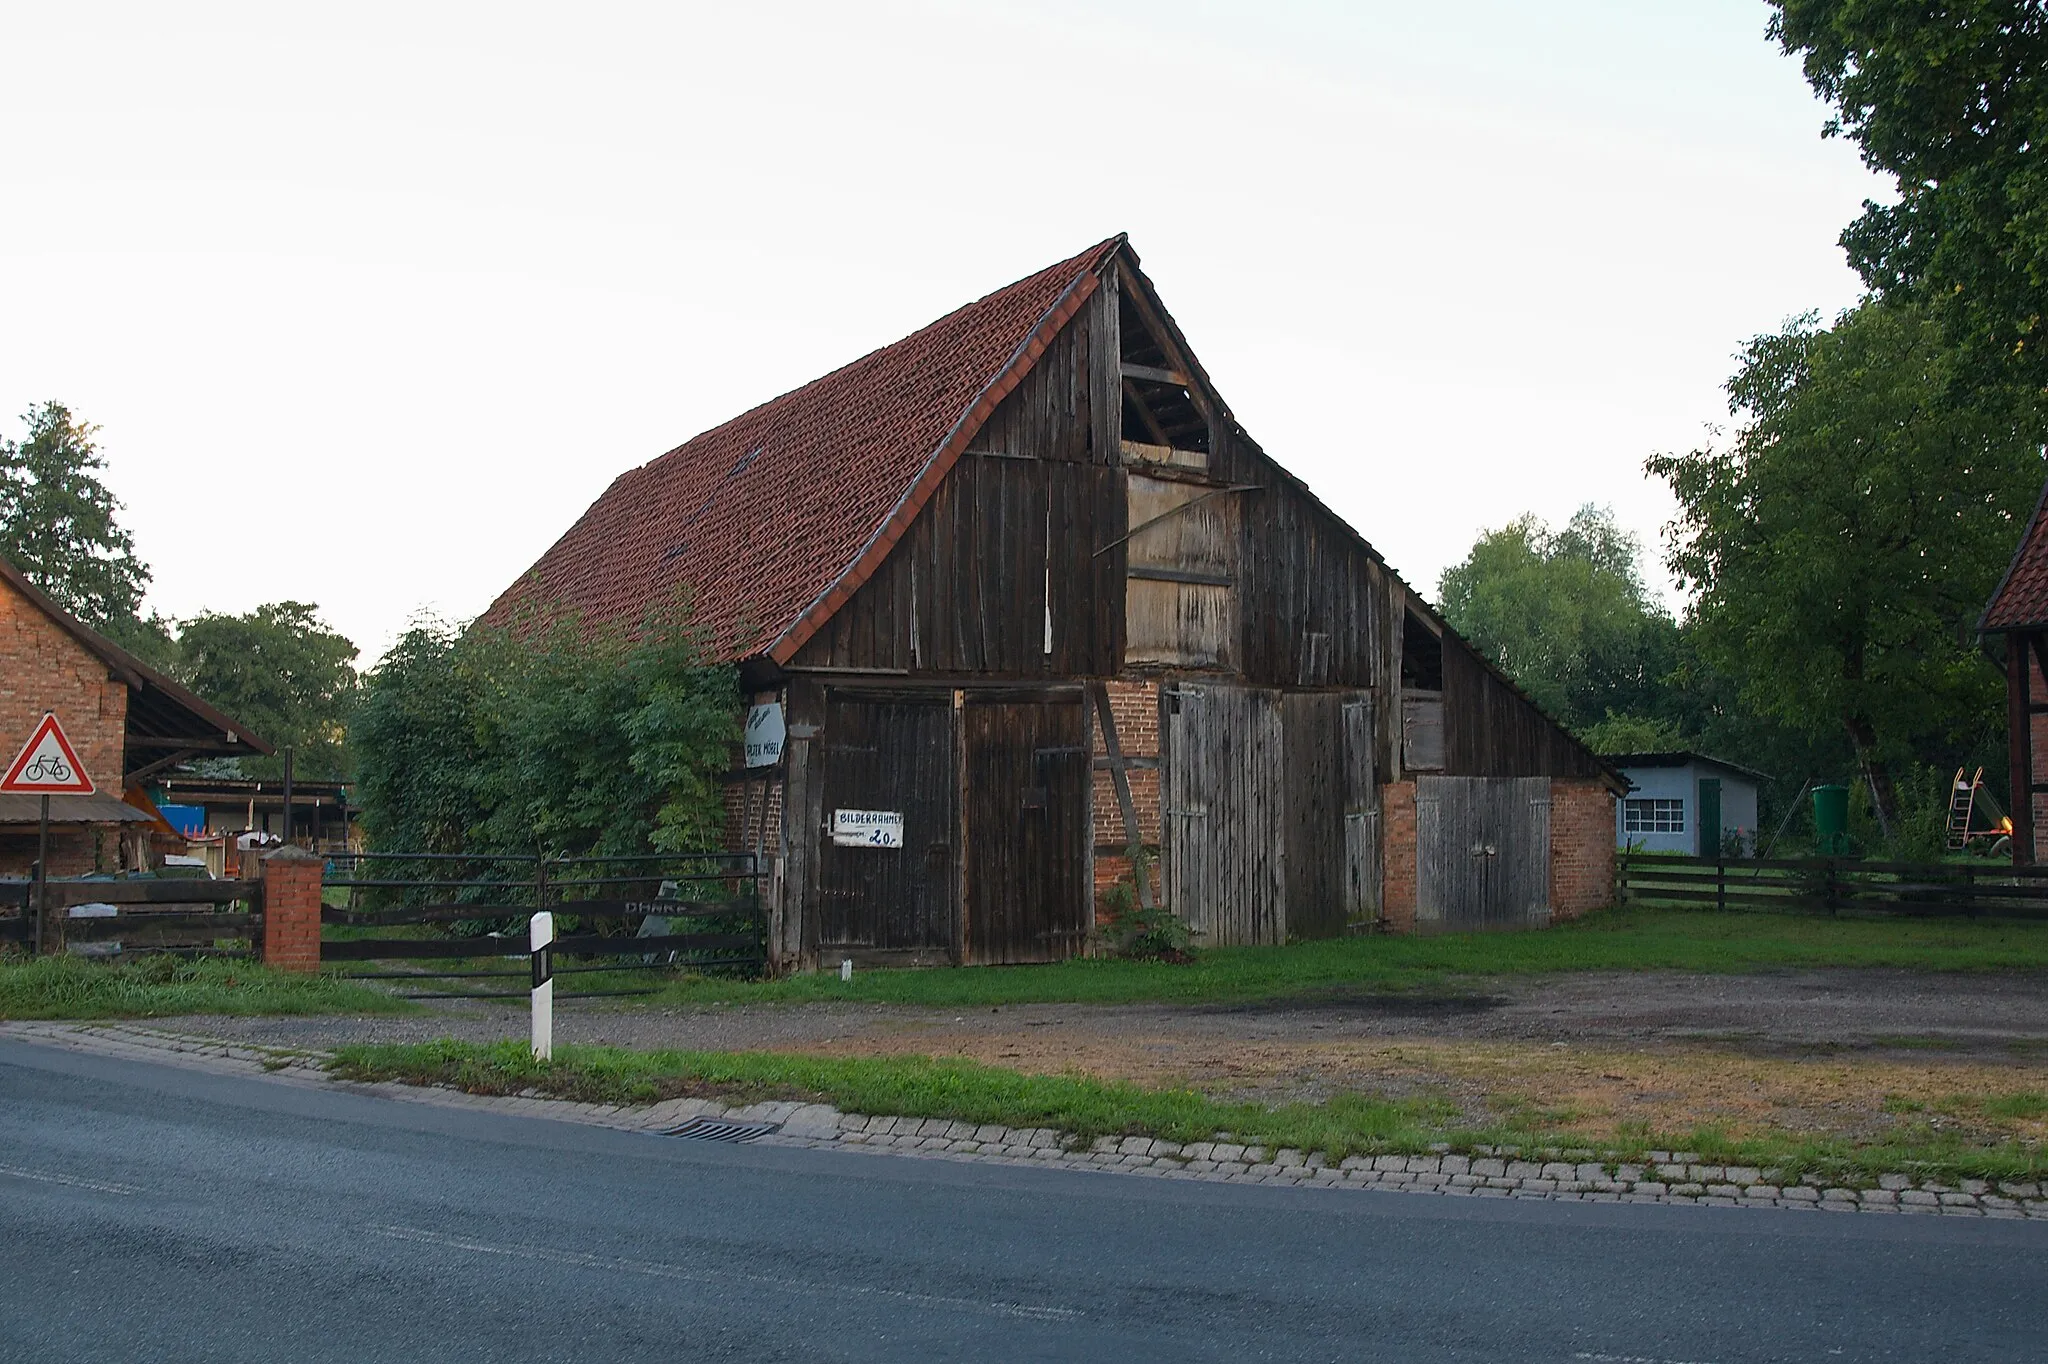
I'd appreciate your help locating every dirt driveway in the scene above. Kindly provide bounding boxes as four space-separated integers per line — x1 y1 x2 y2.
172 968 2048 1144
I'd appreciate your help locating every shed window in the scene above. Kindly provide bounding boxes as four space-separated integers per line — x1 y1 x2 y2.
1624 798 1684 834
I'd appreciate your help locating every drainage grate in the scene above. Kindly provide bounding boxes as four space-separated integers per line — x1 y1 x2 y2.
661 1117 778 1143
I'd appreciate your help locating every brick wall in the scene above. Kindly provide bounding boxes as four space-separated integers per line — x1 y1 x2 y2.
1381 780 1416 932
0 574 129 877
1092 680 1162 905
260 846 323 972
1549 778 1615 919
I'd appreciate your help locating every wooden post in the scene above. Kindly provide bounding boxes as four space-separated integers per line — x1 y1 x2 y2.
2010 631 2034 865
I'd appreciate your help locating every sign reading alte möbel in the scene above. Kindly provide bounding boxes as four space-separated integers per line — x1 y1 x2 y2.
0 712 94 795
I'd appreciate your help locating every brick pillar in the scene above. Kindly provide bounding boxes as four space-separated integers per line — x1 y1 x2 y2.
1548 779 1616 920
261 845 323 973
1381 781 1417 932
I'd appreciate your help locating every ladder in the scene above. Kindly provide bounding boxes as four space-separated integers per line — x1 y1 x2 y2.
1946 767 1982 851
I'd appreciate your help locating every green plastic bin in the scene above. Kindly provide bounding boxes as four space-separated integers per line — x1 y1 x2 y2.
1813 784 1850 856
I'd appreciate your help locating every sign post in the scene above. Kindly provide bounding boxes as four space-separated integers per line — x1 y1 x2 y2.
529 911 555 1061
1 713 96 955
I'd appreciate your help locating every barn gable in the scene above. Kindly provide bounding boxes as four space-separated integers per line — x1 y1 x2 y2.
493 238 1619 963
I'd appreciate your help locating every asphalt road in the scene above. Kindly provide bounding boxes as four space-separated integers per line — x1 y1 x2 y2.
0 1042 2040 1363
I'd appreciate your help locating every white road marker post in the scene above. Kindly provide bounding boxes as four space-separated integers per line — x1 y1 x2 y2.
530 911 555 1061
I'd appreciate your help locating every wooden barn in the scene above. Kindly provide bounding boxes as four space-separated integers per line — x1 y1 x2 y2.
490 237 1622 967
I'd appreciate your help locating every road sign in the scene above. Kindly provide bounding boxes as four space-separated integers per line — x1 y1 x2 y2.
1 713 94 795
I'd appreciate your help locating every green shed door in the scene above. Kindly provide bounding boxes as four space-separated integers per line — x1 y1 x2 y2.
1696 777 1722 858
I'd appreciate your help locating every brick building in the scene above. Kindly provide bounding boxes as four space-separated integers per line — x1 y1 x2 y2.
491 237 1622 966
0 557 271 877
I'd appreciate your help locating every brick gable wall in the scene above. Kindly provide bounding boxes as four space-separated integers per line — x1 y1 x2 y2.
0 574 128 877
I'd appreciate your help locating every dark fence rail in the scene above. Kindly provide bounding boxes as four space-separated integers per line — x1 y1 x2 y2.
1619 854 2048 919
0 875 261 954
320 851 767 997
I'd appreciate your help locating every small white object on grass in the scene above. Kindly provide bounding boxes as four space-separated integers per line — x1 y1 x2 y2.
840 958 853 981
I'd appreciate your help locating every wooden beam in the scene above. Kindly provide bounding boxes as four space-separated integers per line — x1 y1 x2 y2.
1121 378 1173 448
1120 362 1188 387
1127 564 1234 587
123 749 201 785
1090 682 1155 910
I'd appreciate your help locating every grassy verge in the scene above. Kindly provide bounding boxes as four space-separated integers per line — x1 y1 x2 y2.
642 907 2048 1009
330 1038 2048 1187
0 956 413 1019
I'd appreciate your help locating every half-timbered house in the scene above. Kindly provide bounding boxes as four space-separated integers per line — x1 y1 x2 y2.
490 237 1622 967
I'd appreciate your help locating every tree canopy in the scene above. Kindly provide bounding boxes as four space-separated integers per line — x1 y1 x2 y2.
1437 504 1681 742
1647 300 2046 831
178 602 360 780
1772 1 2048 387
0 402 152 631
351 611 737 859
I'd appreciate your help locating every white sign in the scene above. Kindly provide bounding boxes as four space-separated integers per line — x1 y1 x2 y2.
832 809 904 848
744 703 786 768
0 712 94 794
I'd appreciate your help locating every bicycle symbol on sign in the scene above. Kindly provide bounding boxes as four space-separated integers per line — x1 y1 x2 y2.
23 754 72 783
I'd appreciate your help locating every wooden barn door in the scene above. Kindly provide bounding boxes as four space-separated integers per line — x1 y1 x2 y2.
816 693 958 962
961 692 1090 963
1282 691 1379 940
1164 681 1284 946
1414 776 1551 930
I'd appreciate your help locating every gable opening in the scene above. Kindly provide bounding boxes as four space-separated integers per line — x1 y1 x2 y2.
1119 290 1210 461
1401 609 1443 690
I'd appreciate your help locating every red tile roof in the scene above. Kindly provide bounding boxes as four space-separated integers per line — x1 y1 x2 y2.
485 237 1124 663
1982 479 2048 632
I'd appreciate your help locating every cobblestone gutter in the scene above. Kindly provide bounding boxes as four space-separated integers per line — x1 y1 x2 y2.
8 1022 2043 1220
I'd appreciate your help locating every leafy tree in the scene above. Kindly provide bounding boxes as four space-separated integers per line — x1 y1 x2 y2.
1437 505 1682 738
0 402 151 628
1771 1 2048 387
352 609 737 860
177 602 360 780
1647 301 2046 834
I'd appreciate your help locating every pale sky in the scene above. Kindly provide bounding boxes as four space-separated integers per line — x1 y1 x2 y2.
1 1 1881 662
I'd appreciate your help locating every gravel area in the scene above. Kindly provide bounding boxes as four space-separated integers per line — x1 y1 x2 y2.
169 967 2048 1062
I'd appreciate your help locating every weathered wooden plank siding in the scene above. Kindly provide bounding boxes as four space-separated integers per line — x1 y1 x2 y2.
813 692 957 958
1440 636 1606 780
1414 775 1552 930
792 300 1124 678
1165 681 1284 946
963 694 1090 963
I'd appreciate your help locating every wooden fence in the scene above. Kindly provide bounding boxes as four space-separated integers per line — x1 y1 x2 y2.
0 876 263 954
321 851 766 998
1619 854 2048 919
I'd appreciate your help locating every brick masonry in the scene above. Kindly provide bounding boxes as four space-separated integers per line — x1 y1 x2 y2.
1092 679 1162 904
0 572 129 878
1380 780 1417 932
1549 779 1616 919
261 847 324 973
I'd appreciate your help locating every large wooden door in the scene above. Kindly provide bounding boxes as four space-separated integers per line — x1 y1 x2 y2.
816 693 957 961
1414 775 1551 930
1282 691 1379 940
963 694 1090 964
1164 680 1284 946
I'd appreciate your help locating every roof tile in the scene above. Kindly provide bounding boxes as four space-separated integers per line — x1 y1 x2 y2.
486 238 1121 660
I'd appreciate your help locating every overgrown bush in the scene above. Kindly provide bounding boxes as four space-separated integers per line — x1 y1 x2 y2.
1094 865 1198 962
351 600 737 862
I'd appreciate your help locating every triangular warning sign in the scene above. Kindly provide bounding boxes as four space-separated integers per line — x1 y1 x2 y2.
1 713 95 795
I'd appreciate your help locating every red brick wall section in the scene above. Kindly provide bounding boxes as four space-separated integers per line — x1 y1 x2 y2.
261 846 324 973
1381 780 1416 932
0 574 128 795
0 575 130 877
1093 680 1163 906
1549 778 1615 920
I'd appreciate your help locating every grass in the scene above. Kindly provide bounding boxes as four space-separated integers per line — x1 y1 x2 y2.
329 1038 2048 1187
642 906 2048 1010
0 955 414 1020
